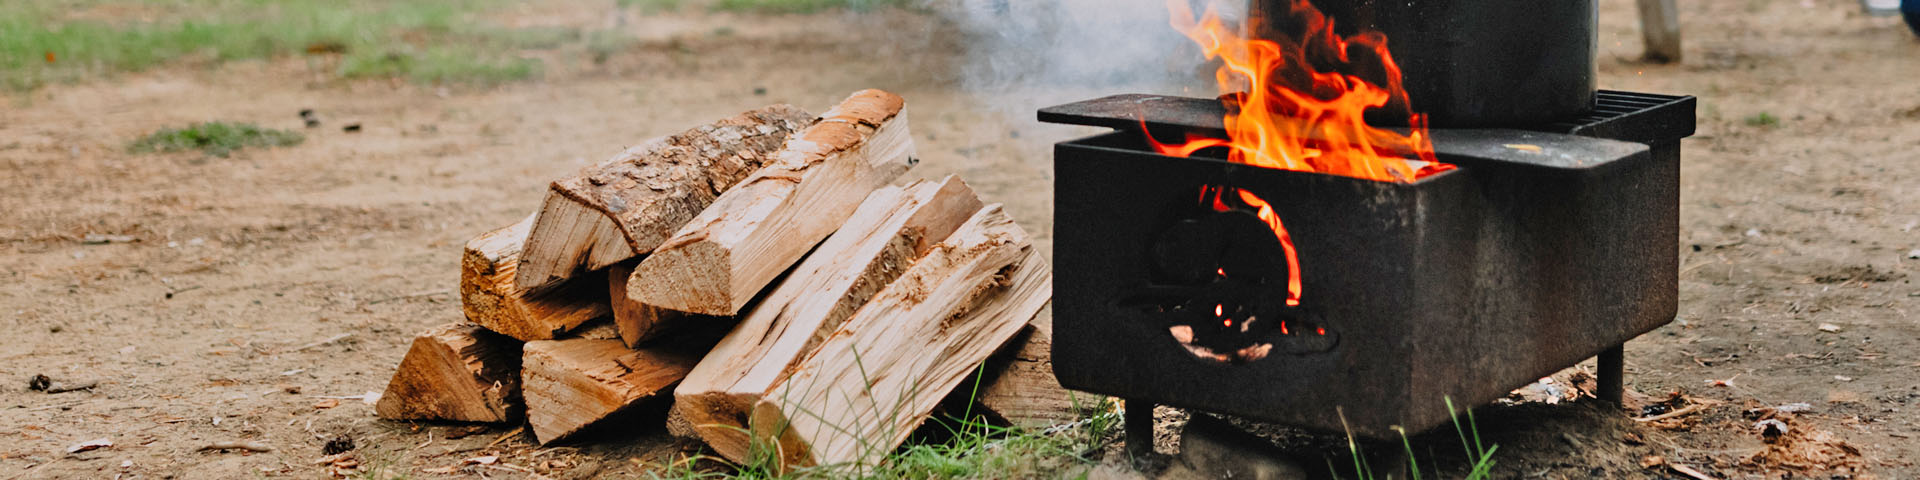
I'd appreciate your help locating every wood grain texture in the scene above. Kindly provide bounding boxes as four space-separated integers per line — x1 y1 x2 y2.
973 305 1081 429
375 323 523 423
748 205 1052 470
461 215 611 341
515 105 814 293
672 176 983 462
609 261 690 347
628 90 916 316
520 336 706 444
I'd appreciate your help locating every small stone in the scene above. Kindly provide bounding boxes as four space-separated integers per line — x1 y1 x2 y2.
1908 249 1920 260
1835 375 1854 382
1818 323 1842 333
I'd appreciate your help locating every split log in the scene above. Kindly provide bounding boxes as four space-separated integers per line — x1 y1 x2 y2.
520 333 713 444
375 323 522 423
461 215 611 341
971 305 1081 429
748 205 1053 470
514 105 815 293
627 90 916 316
673 176 983 462
608 261 690 348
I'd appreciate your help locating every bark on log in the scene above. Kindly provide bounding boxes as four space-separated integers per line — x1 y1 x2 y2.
747 205 1052 470
462 215 611 342
627 90 916 316
514 105 814 293
609 261 690 348
672 176 983 462
375 323 523 423
972 305 1081 429
520 335 708 444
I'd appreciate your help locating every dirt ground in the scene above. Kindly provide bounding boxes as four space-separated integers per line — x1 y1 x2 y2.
3 0 1918 478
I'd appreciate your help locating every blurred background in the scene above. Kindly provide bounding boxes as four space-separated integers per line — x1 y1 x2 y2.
2 0 1918 478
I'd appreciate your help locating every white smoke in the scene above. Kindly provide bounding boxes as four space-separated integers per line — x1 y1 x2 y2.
937 0 1244 119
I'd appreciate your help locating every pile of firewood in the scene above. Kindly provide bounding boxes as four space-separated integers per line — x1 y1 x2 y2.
373 90 1073 470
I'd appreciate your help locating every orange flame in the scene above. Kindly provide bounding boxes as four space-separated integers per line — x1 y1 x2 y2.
1151 0 1451 182
1152 0 1456 307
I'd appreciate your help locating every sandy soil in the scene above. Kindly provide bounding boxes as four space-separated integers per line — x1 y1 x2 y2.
1 0 1916 478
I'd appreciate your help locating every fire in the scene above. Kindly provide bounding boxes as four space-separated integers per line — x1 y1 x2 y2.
1154 0 1456 308
1151 0 1452 182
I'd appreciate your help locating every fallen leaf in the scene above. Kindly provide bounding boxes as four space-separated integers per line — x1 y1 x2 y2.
1834 375 1854 382
465 455 499 465
67 438 112 453
1640 455 1666 468
313 398 340 409
1818 323 1841 333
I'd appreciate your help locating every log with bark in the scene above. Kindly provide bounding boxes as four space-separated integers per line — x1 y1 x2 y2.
514 105 815 293
461 215 611 342
672 176 983 462
626 90 916 316
971 306 1082 429
746 205 1052 470
375 323 523 423
520 329 719 444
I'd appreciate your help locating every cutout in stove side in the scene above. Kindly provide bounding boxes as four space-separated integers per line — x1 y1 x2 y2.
1121 183 1337 364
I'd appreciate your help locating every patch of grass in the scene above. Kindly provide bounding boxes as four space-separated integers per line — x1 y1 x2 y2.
712 0 921 13
651 361 1115 479
128 121 304 157
1331 398 1499 480
0 0 557 91
1744 111 1780 127
619 0 692 13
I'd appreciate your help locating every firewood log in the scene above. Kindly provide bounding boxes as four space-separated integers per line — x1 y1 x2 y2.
520 335 708 444
672 176 982 462
972 306 1082 429
747 205 1052 470
514 105 814 293
627 90 916 316
608 261 691 348
461 215 611 341
375 323 522 423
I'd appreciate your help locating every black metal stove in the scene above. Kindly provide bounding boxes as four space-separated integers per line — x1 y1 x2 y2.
1041 91 1694 442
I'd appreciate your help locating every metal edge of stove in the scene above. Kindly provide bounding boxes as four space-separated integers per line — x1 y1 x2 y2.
1035 92 1690 173
1535 90 1697 145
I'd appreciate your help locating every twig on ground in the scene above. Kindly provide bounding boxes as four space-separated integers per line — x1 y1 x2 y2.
199 441 273 453
366 289 452 305
43 381 99 394
1635 403 1706 423
485 425 527 450
1668 463 1715 480
290 333 352 352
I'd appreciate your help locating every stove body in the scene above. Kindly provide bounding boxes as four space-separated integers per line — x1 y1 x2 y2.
1044 92 1695 438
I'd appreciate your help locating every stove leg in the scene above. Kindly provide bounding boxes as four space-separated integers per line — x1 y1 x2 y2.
1124 398 1156 459
1598 343 1625 404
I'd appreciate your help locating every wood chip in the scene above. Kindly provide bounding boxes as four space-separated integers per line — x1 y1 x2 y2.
66 438 112 453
